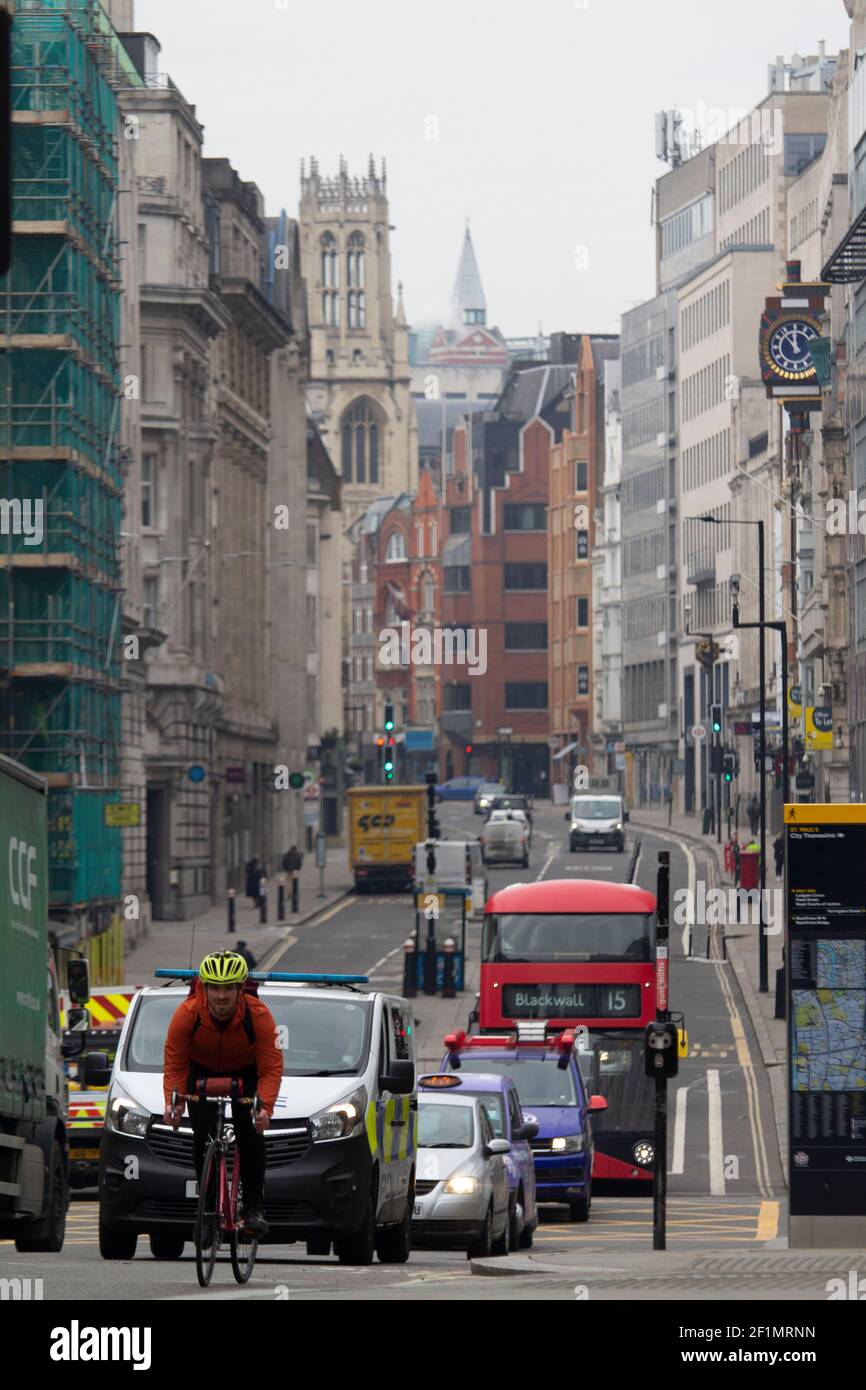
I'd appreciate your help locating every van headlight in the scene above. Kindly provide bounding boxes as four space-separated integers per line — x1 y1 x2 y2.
615 823 623 831
571 821 579 831
105 1086 150 1138
551 1134 585 1153
310 1086 368 1142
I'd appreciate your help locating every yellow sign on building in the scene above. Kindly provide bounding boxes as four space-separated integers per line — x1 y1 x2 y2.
104 802 141 827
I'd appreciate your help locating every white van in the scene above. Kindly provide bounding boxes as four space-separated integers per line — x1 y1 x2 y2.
567 793 627 852
98 979 417 1266
414 840 489 912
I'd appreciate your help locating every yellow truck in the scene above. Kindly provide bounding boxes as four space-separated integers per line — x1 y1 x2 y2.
346 785 428 891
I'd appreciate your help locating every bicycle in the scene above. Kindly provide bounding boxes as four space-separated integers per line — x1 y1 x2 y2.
172 1078 262 1287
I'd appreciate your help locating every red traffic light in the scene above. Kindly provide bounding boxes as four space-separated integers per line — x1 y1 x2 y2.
465 745 473 755
388 736 396 746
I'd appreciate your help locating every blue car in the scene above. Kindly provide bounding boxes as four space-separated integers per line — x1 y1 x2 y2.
418 1072 539 1252
435 776 486 803
440 1029 607 1222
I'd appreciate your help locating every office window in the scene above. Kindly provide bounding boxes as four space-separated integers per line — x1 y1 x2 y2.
505 682 548 710
576 531 589 560
504 622 548 650
443 566 471 592
306 523 317 565
575 596 589 628
443 683 472 711
142 576 158 628
577 665 590 697
385 532 405 563
504 562 547 590
141 454 156 528
575 460 588 492
504 503 547 531
449 506 472 534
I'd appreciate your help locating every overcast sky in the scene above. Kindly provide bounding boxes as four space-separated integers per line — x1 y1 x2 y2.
134 0 850 337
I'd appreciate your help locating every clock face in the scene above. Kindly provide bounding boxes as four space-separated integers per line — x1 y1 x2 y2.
767 319 818 379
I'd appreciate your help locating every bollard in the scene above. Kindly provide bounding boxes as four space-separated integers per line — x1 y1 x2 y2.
402 938 417 999
227 887 236 934
441 937 457 999
277 875 286 922
259 877 268 925
291 872 299 914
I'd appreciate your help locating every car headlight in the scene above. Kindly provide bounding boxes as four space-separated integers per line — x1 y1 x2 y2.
551 1134 586 1153
310 1085 368 1142
615 822 623 831
633 1141 655 1166
444 1174 479 1195
105 1086 151 1138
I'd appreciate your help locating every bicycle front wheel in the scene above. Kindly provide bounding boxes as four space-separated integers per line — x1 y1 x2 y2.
195 1141 222 1288
229 1178 258 1284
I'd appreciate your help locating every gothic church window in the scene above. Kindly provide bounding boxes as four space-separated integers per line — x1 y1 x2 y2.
341 399 380 484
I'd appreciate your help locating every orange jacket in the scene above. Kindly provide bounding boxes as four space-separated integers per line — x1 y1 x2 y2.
163 983 283 1116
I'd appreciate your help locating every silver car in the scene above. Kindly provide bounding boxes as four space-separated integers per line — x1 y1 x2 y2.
412 1093 511 1257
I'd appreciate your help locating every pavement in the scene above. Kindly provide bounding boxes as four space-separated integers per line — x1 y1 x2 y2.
122 850 355 984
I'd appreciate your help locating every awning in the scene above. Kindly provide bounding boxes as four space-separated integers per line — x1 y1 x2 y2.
552 741 578 761
822 203 866 283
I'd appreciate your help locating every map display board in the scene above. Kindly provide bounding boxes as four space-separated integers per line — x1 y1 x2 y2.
785 805 866 1221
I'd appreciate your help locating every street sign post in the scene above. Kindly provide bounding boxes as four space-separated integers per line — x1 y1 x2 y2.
652 851 671 1251
785 803 866 1248
690 724 706 741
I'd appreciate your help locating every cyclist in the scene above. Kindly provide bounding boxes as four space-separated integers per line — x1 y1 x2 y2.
162 951 283 1237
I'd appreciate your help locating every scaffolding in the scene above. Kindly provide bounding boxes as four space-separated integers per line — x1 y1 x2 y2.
0 0 129 917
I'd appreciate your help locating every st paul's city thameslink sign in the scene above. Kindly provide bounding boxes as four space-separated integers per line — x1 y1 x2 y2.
785 804 866 1247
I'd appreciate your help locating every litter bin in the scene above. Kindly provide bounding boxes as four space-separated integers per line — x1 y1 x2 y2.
739 849 760 891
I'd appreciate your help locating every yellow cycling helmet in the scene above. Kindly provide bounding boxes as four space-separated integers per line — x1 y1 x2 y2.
198 951 249 986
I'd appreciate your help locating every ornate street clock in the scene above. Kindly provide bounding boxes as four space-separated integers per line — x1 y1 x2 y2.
758 260 829 420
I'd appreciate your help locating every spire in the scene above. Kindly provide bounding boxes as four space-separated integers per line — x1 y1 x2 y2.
451 225 487 329
396 281 407 327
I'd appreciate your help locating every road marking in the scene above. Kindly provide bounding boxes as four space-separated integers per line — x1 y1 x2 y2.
368 941 407 975
536 842 557 882
757 1200 780 1240
671 1085 688 1175
707 1068 725 1197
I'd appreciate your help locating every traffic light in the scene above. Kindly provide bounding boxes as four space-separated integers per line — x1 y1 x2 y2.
384 757 395 782
710 704 722 736
384 703 395 733
723 751 736 784
375 737 385 749
644 1020 679 1079
465 744 473 755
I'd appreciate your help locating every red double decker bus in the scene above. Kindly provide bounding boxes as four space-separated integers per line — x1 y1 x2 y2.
479 878 656 1190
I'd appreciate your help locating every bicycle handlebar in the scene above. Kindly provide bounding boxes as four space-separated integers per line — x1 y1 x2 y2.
170 1086 261 1108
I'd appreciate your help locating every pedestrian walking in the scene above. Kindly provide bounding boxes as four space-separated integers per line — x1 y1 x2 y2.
746 793 760 838
773 833 784 878
245 856 264 906
282 845 303 913
235 940 257 969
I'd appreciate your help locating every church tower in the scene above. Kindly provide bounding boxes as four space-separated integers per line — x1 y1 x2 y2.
300 157 417 526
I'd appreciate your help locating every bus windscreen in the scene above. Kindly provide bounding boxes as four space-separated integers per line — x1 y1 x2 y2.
481 912 653 964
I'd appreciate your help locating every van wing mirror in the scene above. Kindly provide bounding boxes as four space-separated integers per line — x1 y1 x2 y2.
588 1094 608 1113
381 1059 414 1095
82 1051 112 1088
